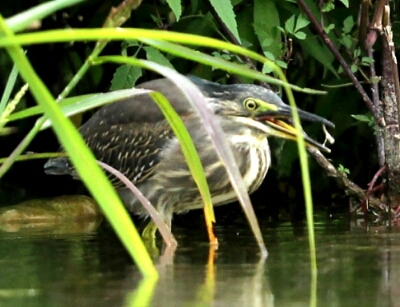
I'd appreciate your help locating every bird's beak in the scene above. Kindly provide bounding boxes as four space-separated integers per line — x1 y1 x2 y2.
255 103 335 153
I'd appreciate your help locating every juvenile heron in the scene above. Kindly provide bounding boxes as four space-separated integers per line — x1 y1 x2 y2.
44 76 334 230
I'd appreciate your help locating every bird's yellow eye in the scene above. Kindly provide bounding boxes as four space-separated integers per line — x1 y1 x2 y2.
244 99 258 111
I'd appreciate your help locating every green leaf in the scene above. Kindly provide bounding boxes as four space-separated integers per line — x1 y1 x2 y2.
254 0 281 58
285 15 296 34
261 37 274 47
340 35 353 49
262 63 273 74
361 56 374 66
212 51 232 61
144 46 174 69
339 0 349 8
294 31 306 40
350 64 358 73
299 35 338 77
295 14 310 32
342 16 354 34
351 114 371 122
166 0 182 21
276 59 288 69
209 0 241 43
324 23 335 34
263 51 275 61
276 25 285 33
321 1 334 12
123 40 139 48
110 63 142 90
338 164 350 174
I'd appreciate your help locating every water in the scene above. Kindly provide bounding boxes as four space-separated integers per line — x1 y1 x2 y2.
0 214 399 307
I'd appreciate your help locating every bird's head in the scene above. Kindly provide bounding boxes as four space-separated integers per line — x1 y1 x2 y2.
189 76 334 153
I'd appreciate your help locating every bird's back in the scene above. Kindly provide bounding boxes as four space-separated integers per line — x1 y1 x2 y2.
45 78 200 186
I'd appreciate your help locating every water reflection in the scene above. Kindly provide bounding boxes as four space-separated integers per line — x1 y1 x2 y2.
1 216 400 307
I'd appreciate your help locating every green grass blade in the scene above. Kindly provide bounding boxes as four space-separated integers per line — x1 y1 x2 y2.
0 17 157 278
279 77 317 273
139 38 325 94
149 91 216 222
0 63 19 115
7 0 85 32
41 89 152 130
6 94 94 122
0 28 325 95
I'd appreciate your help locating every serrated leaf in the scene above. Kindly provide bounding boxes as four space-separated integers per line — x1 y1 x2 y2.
144 46 174 69
339 0 349 7
285 15 296 34
295 14 310 32
166 0 182 21
209 0 241 43
110 64 142 90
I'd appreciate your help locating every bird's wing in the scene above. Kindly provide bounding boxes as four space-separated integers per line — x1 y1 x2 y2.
76 79 200 187
81 120 174 187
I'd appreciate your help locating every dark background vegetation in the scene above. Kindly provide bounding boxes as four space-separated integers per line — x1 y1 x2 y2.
1 0 398 226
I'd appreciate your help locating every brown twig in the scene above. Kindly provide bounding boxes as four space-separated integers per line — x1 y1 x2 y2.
362 0 385 167
367 47 385 166
365 0 386 48
364 165 387 206
297 0 382 126
358 0 370 48
307 147 385 210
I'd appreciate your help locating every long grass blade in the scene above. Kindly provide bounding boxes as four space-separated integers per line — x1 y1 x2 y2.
7 0 85 33
0 28 325 95
0 16 157 277
0 63 19 115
